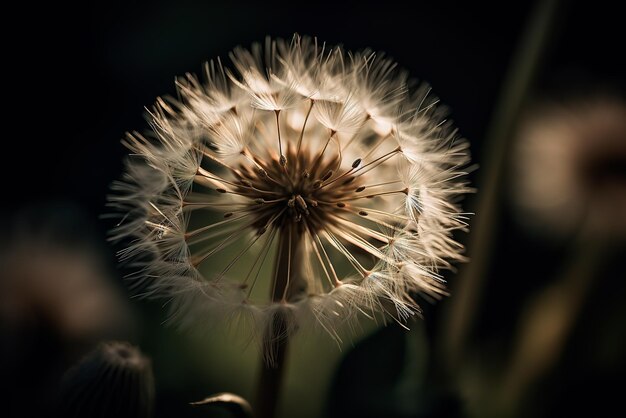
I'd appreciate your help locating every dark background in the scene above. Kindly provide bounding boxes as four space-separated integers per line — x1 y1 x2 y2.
4 1 625 417
7 0 532 213
7 0 624 217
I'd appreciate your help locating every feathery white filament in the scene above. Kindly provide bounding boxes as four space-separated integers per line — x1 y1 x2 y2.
109 34 471 343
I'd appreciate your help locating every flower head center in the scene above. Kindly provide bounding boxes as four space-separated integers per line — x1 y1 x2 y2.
111 35 471 342
233 145 360 235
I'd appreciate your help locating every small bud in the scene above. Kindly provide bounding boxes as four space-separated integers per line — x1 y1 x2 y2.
57 341 155 418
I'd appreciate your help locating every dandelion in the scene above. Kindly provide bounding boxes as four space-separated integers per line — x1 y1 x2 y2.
109 34 471 417
512 94 626 239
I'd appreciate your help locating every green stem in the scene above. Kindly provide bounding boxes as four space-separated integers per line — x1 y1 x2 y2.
255 315 289 418
441 0 561 371
255 224 304 418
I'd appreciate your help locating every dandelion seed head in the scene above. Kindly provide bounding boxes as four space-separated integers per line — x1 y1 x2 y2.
109 34 471 344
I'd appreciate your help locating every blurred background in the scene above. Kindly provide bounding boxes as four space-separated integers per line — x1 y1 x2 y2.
3 0 624 417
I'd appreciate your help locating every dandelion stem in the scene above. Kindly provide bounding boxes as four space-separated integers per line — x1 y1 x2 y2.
255 223 305 418
255 313 289 418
